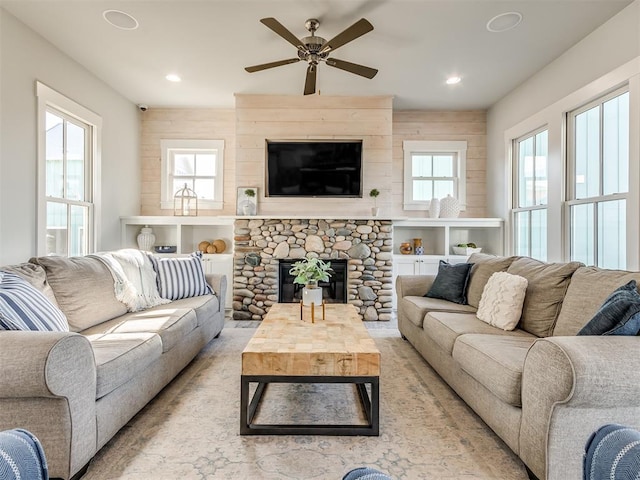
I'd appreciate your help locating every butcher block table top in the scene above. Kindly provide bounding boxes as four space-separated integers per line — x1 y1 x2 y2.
241 303 381 377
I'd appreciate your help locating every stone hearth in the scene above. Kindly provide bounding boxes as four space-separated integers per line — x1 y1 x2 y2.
232 218 393 321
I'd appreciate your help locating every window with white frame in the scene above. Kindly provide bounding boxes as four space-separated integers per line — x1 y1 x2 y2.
512 128 548 261
403 140 466 211
37 82 100 257
567 87 629 269
161 139 224 210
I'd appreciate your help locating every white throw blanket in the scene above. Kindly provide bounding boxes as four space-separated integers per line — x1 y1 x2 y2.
90 249 171 312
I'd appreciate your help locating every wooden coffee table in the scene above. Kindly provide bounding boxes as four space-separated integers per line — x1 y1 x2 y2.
240 302 381 436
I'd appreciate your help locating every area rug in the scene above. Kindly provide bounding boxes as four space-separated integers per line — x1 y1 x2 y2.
83 328 528 479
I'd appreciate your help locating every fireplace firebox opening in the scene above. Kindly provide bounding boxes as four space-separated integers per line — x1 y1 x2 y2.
278 259 348 304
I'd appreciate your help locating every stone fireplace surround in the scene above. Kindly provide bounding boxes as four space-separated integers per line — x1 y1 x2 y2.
232 218 393 321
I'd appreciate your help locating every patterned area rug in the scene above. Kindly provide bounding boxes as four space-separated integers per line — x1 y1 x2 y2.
83 328 528 479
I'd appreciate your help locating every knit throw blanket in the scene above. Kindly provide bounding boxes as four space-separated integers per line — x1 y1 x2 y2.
0 429 48 480
584 423 640 480
90 249 170 312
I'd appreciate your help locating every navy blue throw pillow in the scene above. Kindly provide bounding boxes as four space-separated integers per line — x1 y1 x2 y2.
424 260 474 305
577 280 640 336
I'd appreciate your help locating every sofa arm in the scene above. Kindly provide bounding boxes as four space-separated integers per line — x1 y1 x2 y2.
395 275 436 298
520 336 640 480
206 273 227 313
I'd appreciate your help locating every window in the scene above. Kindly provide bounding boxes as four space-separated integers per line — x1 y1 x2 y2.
160 139 224 210
512 128 548 261
37 82 101 256
403 141 466 210
567 88 629 268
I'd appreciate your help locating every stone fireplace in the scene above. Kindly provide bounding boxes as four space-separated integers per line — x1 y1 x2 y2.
232 218 393 321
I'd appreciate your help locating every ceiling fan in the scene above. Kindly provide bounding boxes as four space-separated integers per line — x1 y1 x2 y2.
245 17 378 95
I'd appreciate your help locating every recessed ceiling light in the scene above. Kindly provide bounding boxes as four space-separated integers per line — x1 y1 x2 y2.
486 12 522 33
446 76 462 85
165 74 182 82
103 10 139 30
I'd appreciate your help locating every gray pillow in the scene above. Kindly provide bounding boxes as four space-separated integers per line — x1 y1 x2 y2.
578 280 640 336
424 260 473 305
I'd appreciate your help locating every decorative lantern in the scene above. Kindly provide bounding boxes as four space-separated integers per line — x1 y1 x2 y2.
173 183 198 216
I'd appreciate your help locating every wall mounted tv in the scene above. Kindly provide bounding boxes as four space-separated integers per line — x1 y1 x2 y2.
266 140 363 198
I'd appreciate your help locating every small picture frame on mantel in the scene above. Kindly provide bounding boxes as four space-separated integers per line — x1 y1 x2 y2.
237 187 258 216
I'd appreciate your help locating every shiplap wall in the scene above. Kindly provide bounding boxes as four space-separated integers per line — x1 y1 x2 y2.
140 98 486 217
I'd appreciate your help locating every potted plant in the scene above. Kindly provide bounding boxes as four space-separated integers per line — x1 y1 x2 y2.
369 188 380 216
243 188 256 215
289 257 332 306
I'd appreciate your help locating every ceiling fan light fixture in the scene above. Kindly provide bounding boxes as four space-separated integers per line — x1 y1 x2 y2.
165 74 182 82
486 12 522 33
103 10 139 30
446 76 462 85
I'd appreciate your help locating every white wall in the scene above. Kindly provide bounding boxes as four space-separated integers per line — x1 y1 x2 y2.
486 1 640 262
0 9 140 265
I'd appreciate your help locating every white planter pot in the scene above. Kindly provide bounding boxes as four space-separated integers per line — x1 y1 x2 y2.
429 197 440 218
303 286 323 306
371 207 380 217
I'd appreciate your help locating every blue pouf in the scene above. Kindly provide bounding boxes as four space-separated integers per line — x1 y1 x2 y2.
584 424 640 480
0 429 48 480
343 466 393 480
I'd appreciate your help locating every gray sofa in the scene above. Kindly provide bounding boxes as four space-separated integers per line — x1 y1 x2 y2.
396 253 640 480
0 254 226 480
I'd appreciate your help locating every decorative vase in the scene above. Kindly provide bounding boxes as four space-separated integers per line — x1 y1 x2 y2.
242 204 252 216
399 242 413 255
413 238 424 255
440 194 460 218
136 226 155 251
371 207 380 217
303 285 323 306
429 197 440 218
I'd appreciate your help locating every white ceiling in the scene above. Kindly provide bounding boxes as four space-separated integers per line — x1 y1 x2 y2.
2 0 633 110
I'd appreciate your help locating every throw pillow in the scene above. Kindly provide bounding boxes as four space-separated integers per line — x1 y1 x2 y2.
424 260 473 305
476 272 528 331
149 253 213 301
0 271 69 332
577 280 640 336
466 253 517 308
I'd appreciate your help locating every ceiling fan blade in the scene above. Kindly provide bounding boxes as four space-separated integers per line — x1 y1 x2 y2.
260 17 305 51
245 58 301 73
325 58 378 79
319 18 373 54
304 64 317 95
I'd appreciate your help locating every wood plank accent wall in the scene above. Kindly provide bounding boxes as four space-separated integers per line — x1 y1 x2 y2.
140 108 236 215
139 101 487 218
235 94 393 216
392 110 487 218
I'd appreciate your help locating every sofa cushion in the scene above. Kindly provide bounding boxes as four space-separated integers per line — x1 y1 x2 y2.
0 262 58 306
399 296 476 328
467 254 517 308
423 311 533 355
555 267 640 336
577 281 640 336
453 334 537 407
477 272 528 331
507 257 582 337
0 271 69 332
30 256 127 332
169 294 220 327
81 306 198 353
88 332 163 399
425 260 473 304
149 254 213 300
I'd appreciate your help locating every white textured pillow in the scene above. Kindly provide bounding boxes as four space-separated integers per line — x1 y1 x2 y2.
477 271 528 331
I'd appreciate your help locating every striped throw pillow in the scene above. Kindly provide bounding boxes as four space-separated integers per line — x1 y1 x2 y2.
148 254 213 301
0 271 69 331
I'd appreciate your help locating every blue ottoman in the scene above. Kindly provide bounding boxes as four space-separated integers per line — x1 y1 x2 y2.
0 429 48 480
343 466 393 480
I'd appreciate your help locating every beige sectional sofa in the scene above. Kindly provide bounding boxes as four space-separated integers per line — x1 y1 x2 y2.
396 253 640 480
0 254 226 480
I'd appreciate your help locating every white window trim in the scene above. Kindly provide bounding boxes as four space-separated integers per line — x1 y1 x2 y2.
36 81 102 256
160 139 224 210
402 140 467 211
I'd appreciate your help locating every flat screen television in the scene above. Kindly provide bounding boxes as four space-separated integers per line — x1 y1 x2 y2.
266 140 363 197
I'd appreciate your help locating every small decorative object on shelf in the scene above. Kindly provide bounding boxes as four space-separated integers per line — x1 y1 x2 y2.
413 238 424 255
399 242 413 255
136 225 155 251
439 194 460 218
197 239 227 254
429 197 440 218
154 245 177 254
453 243 482 255
369 188 380 216
289 257 332 307
174 183 198 216
237 187 257 216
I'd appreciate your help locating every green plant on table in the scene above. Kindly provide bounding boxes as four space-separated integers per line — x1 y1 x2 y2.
289 257 332 287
